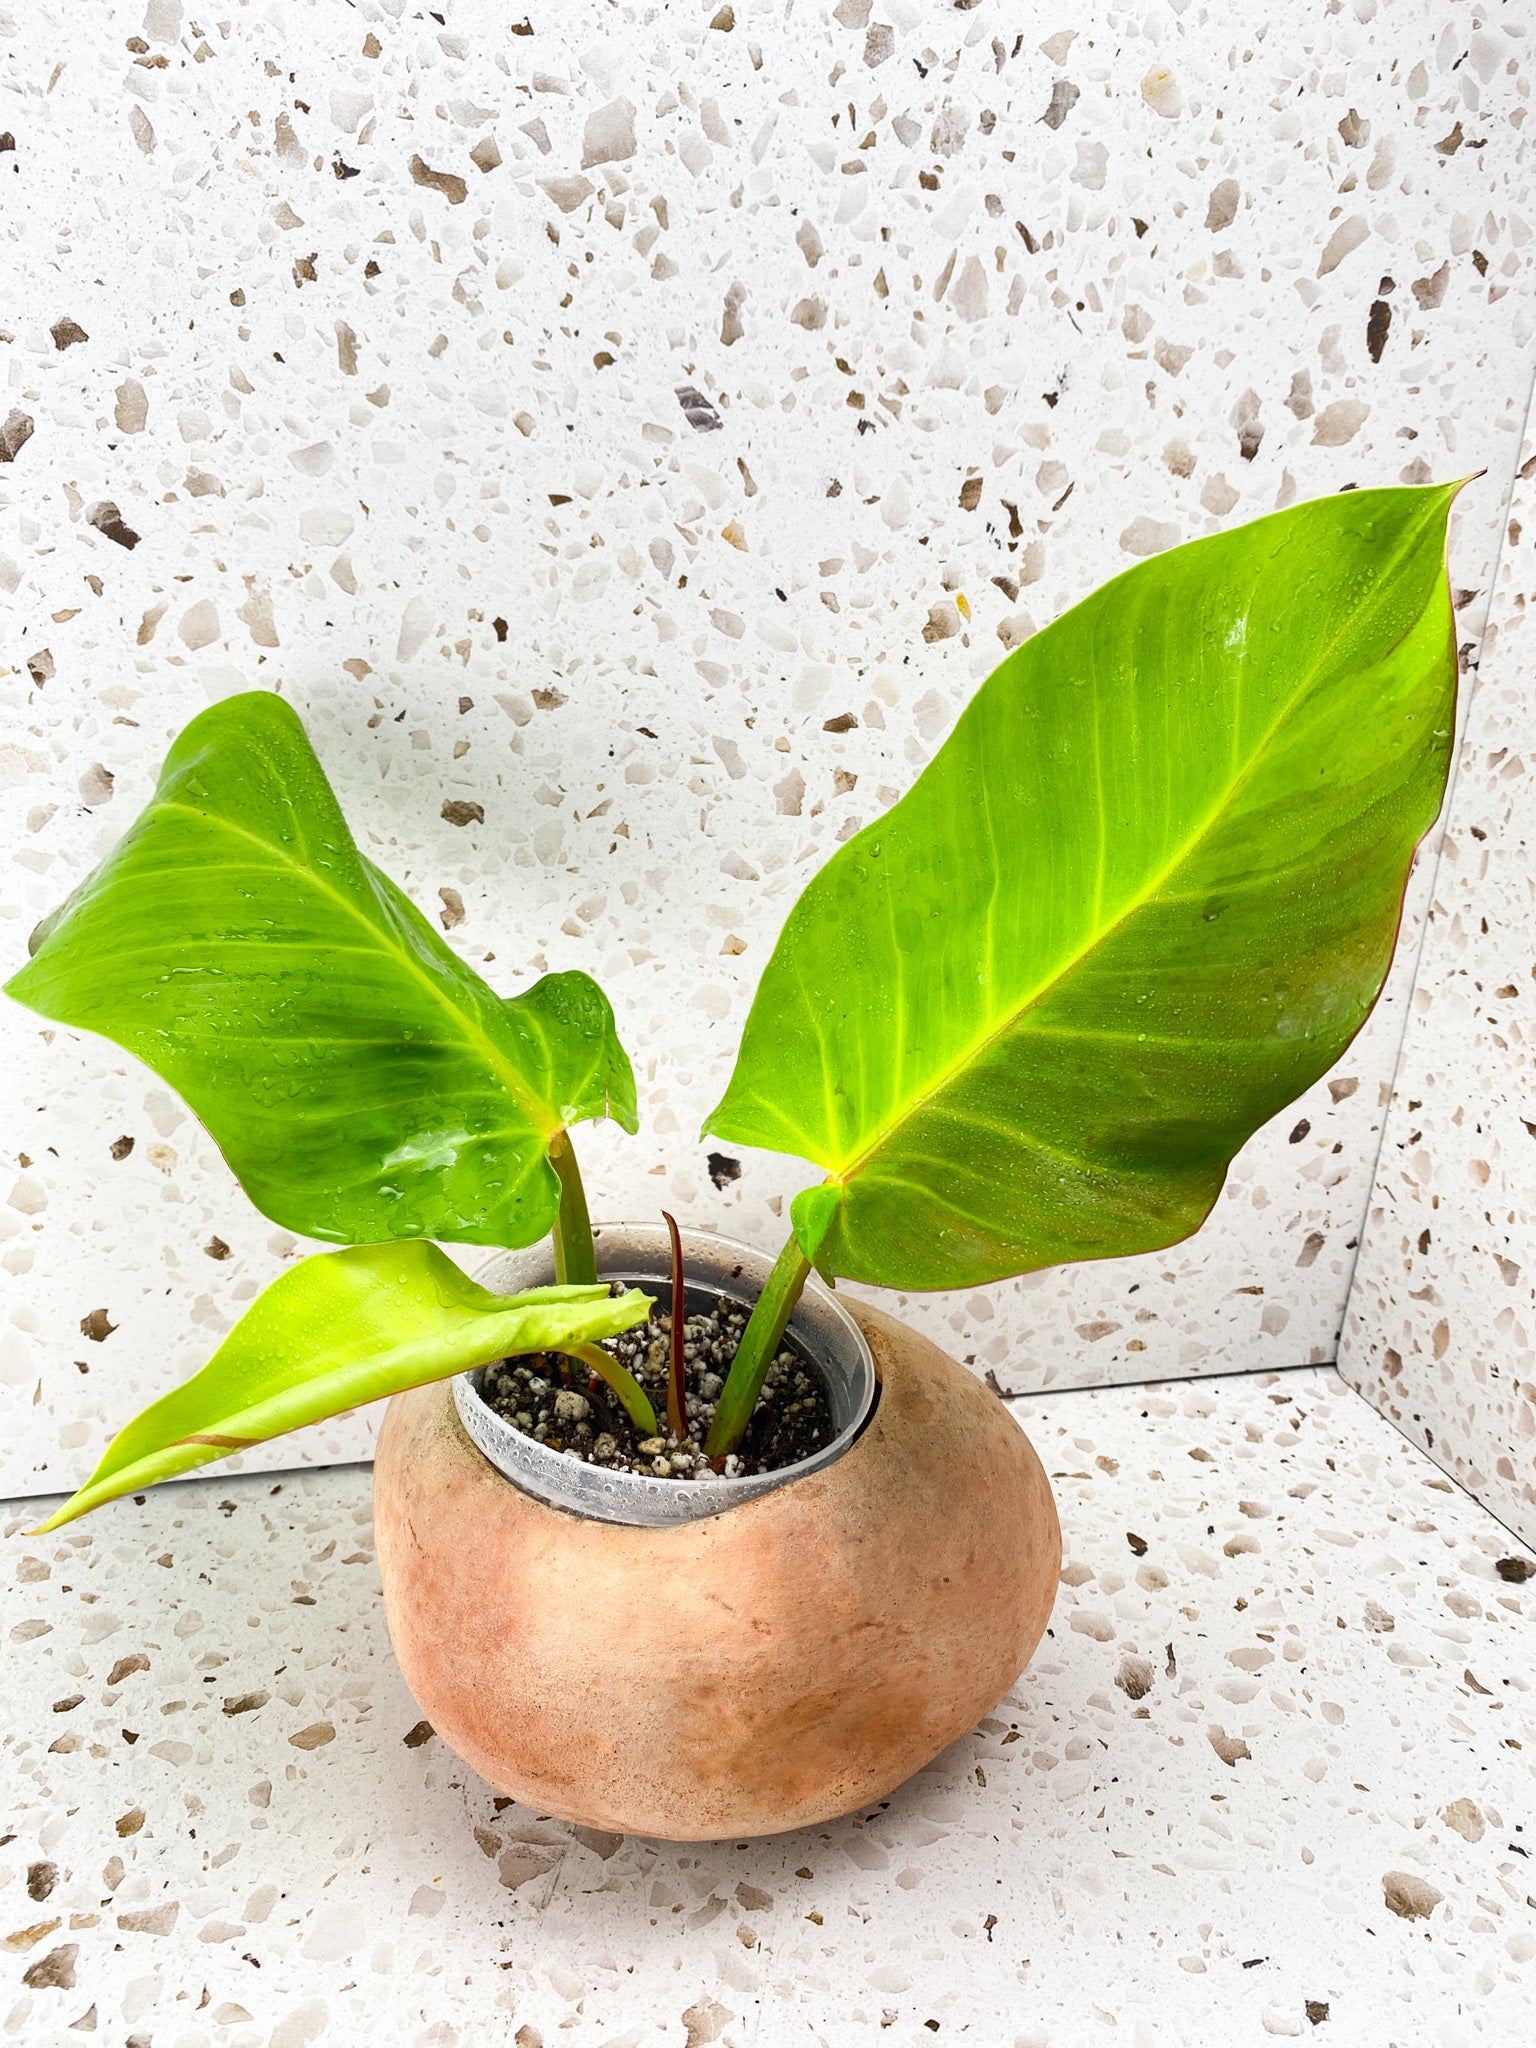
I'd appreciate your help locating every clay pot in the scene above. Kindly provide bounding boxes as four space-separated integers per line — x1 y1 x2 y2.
373 1298 1060 1841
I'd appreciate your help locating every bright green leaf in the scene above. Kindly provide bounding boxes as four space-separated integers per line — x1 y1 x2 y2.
707 485 1460 1289
6 693 636 1248
32 1242 655 1530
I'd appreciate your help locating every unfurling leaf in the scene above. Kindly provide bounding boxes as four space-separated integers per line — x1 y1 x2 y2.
707 485 1460 1289
6 693 635 1248
33 1243 654 1530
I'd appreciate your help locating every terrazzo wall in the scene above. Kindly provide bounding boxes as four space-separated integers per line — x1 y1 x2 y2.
3 0 1533 1500
1341 416 1536 1547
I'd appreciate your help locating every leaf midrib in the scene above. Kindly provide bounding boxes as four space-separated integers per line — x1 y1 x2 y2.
157 800 555 1135
826 510 1442 1190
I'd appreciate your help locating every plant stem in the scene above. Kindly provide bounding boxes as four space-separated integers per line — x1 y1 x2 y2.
703 1231 812 1461
662 1210 687 1441
549 1341 658 1438
548 1128 597 1285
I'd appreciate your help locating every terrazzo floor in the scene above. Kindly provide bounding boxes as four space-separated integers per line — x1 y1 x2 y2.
3 1366 1533 2048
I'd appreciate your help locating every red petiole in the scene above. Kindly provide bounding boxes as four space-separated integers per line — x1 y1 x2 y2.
662 1210 688 1443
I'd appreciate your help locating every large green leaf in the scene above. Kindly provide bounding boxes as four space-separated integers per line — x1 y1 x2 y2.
706 485 1460 1289
6 693 636 1248
32 1243 654 1531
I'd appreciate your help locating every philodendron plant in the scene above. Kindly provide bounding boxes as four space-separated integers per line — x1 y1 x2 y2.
10 482 1459 1529
10 693 659 1526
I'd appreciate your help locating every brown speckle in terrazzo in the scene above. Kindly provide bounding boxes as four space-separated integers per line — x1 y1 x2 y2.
2 1919 58 1953
78 1309 115 1342
674 383 722 431
705 1152 740 1189
22 1943 77 1988
0 407 33 460
116 1903 178 1936
1366 297 1392 364
1382 1871 1442 1920
84 499 139 548
1441 1798 1484 1842
1114 1656 1153 1701
408 154 467 205
1208 1726 1252 1766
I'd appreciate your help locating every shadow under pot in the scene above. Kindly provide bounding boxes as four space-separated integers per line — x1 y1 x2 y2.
372 1223 1061 1841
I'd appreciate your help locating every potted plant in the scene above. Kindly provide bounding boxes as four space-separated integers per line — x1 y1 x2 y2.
8 483 1460 1840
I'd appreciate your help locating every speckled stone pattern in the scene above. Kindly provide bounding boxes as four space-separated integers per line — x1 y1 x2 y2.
3 0 1533 1499
3 1369 1532 2045
1341 413 1536 1546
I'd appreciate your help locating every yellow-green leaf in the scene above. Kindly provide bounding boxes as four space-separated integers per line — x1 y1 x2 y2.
706 485 1460 1288
6 693 636 1249
33 1243 653 1530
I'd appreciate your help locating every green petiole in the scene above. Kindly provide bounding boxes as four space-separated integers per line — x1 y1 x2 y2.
549 1127 598 1286
543 1132 658 1435
703 1232 813 1461
549 1340 658 1439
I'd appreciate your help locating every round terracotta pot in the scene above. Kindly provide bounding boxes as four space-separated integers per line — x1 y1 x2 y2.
372 1299 1060 1840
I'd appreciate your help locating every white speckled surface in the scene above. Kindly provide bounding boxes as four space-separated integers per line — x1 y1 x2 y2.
1340 409 1536 1544
4 1368 1533 2047
2 3 1533 1496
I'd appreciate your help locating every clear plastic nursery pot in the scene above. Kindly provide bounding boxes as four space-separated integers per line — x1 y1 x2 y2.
372 1224 1061 1841
452 1223 882 1527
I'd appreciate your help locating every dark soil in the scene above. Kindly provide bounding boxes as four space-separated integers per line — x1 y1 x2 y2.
477 1283 836 1481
